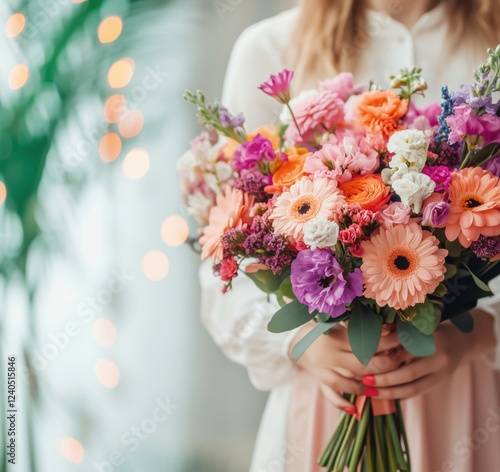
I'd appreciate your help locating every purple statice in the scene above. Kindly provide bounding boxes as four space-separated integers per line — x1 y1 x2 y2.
221 228 247 256
233 168 271 202
232 134 276 171
436 86 456 145
429 131 463 167
471 236 500 261
219 106 245 128
291 249 363 318
484 155 500 177
422 165 453 192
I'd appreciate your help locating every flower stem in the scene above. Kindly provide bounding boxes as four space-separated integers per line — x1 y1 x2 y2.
286 102 305 142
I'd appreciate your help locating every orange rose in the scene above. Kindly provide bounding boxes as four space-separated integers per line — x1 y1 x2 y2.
223 126 280 160
339 174 391 211
355 91 408 136
265 152 310 194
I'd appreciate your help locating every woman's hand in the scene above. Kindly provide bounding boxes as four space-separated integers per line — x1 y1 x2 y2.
289 321 412 411
362 309 498 400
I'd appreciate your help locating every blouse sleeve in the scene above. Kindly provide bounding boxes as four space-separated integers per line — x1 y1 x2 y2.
199 14 300 391
476 275 500 369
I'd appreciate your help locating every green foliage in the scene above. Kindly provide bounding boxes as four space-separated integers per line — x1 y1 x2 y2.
268 300 312 333
348 303 383 366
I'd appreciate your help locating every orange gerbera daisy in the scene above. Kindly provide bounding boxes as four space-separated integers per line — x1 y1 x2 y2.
200 187 254 261
445 168 500 248
270 178 344 241
361 223 448 310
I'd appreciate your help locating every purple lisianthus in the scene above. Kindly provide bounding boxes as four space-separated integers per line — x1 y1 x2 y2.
291 249 363 318
232 134 276 171
484 155 500 178
422 201 450 227
422 165 453 192
259 69 294 104
446 104 500 147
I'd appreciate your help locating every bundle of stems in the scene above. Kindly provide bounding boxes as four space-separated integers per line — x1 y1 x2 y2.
318 397 411 472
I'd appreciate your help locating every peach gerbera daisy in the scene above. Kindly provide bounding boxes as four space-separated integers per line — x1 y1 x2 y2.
200 187 254 261
361 223 448 310
270 177 344 241
445 167 500 248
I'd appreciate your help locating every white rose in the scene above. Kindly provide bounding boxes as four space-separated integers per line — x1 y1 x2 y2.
214 161 234 182
279 89 318 124
391 172 436 214
387 129 430 172
382 163 410 185
303 219 340 250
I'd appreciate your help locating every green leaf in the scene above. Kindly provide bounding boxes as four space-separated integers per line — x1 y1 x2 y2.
348 304 383 366
316 311 331 323
292 322 335 361
279 276 296 300
397 317 436 357
450 311 475 333
459 262 491 292
444 264 458 280
246 270 282 294
411 299 441 335
445 239 463 258
268 300 312 333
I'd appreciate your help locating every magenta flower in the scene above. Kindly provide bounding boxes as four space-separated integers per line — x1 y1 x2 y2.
258 69 294 104
291 249 363 318
422 165 453 192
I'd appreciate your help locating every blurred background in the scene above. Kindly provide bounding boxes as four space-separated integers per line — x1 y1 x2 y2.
0 0 295 471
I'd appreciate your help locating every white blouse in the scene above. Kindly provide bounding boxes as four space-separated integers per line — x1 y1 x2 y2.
199 5 500 470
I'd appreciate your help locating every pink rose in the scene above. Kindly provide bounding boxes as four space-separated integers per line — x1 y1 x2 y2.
379 202 412 228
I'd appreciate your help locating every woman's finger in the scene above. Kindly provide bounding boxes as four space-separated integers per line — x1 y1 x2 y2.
367 372 440 400
368 357 441 388
318 368 365 396
319 383 355 411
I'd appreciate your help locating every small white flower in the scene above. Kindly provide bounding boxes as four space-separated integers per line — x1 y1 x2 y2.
382 164 410 185
391 172 435 214
214 161 233 182
279 89 318 124
388 129 430 172
303 219 340 250
204 173 221 195
186 192 213 226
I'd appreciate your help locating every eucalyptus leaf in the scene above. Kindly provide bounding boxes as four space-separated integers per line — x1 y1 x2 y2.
410 299 441 335
279 276 296 300
450 311 475 333
397 317 436 357
444 264 458 280
292 322 336 361
445 239 463 258
348 304 383 366
459 262 491 292
246 270 282 294
268 300 312 333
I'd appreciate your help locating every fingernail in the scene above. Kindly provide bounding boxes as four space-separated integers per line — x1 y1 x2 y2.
362 375 376 387
365 387 379 397
343 407 357 415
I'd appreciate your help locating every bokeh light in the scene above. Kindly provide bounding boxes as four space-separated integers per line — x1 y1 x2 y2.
0 182 6 205
142 251 170 281
122 148 150 180
8 64 29 90
98 16 123 44
118 109 144 138
57 438 85 464
103 94 127 123
5 13 26 38
161 215 189 247
107 58 134 89
99 133 122 162
92 319 117 348
95 359 120 389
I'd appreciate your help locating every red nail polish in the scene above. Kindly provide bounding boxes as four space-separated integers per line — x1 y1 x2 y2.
343 407 357 415
365 387 379 397
362 375 376 387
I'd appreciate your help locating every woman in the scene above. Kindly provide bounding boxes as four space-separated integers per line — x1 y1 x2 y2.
200 1 500 470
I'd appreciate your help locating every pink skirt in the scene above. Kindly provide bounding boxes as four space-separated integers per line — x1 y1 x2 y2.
287 356 500 472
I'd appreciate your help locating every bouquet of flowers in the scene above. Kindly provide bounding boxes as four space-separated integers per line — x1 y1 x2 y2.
179 45 500 471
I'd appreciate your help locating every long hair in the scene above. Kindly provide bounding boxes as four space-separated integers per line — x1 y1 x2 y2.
289 0 500 89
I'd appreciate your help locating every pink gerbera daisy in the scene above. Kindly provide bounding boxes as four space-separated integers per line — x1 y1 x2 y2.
361 223 448 310
200 187 254 262
445 167 500 248
270 178 344 241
